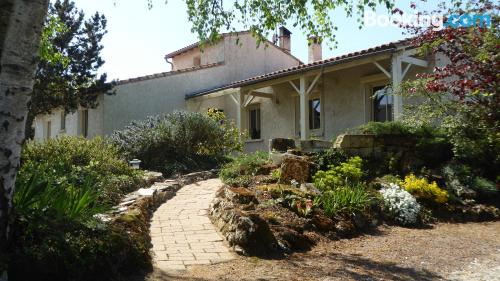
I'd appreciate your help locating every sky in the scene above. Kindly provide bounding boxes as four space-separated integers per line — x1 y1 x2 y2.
72 0 440 81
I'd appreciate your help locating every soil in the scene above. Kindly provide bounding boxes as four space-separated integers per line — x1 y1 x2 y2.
147 221 500 281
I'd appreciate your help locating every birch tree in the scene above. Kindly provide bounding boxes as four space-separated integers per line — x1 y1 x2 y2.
0 0 49 278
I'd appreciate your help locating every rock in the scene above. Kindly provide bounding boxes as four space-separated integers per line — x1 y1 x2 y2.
273 226 313 251
143 171 164 185
269 151 288 166
269 138 296 152
310 212 335 231
225 187 257 204
119 199 136 207
335 219 356 237
280 156 311 184
210 189 280 256
137 188 156 197
300 183 321 195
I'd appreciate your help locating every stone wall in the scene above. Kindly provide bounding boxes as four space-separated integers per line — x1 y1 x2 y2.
210 186 280 256
334 134 415 157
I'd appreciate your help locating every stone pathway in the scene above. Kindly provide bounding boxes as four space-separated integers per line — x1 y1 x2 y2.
150 178 234 271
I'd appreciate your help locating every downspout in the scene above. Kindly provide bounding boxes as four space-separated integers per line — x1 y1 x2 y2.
165 58 174 71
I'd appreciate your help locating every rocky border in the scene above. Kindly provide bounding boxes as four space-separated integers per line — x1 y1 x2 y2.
210 186 281 256
103 169 219 221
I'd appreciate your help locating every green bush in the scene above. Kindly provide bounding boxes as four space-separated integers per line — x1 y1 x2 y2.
316 184 372 217
111 110 242 176
357 122 453 172
471 177 497 193
312 156 364 191
10 172 150 280
358 121 412 136
14 175 106 221
9 213 150 281
312 147 348 171
219 152 269 187
18 136 143 206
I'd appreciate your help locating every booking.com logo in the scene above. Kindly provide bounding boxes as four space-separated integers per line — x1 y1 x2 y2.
364 11 492 31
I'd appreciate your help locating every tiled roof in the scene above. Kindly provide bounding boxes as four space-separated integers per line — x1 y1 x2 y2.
164 31 303 64
115 62 224 86
186 39 409 99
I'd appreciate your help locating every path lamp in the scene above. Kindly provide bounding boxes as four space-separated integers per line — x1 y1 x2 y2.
129 159 141 169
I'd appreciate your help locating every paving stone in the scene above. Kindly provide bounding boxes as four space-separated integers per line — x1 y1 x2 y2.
150 178 234 271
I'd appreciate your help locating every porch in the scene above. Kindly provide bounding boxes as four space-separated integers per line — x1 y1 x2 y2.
186 46 430 152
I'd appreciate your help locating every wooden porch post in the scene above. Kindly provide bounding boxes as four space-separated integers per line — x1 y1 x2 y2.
299 75 310 140
391 54 403 120
230 90 245 138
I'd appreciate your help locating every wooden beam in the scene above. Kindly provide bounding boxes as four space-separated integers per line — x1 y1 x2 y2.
243 95 255 107
402 63 412 79
306 72 321 95
249 91 273 98
401 56 428 68
289 80 300 94
229 92 239 105
372 60 391 78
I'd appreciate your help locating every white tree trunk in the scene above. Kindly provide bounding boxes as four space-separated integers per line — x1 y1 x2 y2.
0 0 48 279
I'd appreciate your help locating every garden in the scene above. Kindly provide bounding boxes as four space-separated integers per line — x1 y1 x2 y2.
5 110 241 281
213 121 499 256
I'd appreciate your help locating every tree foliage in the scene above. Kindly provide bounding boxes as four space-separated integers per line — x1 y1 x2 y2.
28 0 112 138
180 0 395 48
400 0 499 179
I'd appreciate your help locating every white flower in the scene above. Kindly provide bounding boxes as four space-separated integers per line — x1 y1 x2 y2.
379 183 421 225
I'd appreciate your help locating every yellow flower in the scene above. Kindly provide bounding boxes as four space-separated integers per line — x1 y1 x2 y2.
402 174 448 204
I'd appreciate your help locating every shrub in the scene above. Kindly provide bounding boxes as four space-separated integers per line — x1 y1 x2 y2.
317 184 372 217
111 111 242 176
219 152 269 187
471 177 497 193
357 122 453 171
401 174 448 204
358 121 412 136
379 183 421 225
441 163 477 198
13 176 106 222
312 147 348 171
312 156 364 191
18 136 143 206
9 214 150 281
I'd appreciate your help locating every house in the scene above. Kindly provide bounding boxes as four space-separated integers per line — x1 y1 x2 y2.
33 29 302 139
34 28 442 152
186 38 442 151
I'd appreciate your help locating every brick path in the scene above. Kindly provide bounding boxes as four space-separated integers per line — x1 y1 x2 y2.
150 178 234 271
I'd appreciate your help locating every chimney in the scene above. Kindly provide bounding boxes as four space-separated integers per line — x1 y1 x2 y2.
278 26 291 52
308 36 322 63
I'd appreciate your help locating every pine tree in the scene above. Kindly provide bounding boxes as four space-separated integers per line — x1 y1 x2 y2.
26 0 112 138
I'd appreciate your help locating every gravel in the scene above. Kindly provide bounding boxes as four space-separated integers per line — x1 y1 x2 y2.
146 221 500 281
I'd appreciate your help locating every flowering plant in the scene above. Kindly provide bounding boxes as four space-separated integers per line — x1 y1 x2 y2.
293 198 314 217
379 183 421 226
402 174 448 204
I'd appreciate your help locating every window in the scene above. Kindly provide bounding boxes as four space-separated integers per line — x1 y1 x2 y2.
81 109 89 138
45 121 51 140
60 111 66 131
373 86 393 122
193 55 201 67
309 98 321 130
248 106 261 140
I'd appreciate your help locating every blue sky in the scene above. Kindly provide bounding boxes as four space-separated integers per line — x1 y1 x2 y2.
73 0 440 81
